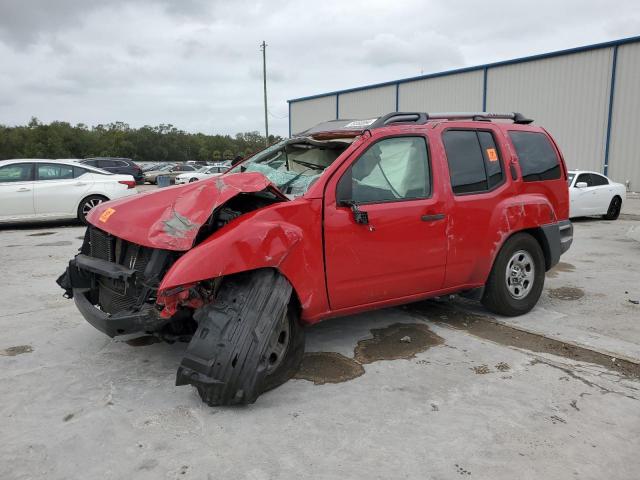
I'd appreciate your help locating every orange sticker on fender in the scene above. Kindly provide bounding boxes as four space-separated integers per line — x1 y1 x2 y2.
486 148 498 161
99 207 116 223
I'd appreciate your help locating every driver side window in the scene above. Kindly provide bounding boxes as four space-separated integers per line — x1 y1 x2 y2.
337 136 430 204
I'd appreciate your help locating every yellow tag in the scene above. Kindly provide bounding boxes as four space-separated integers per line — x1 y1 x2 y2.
99 207 116 223
486 148 498 162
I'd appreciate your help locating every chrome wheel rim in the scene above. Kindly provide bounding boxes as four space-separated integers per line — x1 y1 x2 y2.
505 250 535 299
265 311 290 374
82 198 103 217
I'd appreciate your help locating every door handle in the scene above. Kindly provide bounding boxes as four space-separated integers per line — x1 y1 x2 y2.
74 182 86 186
17 187 31 192
421 213 445 222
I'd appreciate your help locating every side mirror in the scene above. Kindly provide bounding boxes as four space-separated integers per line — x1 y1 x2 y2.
339 200 369 225
576 182 588 188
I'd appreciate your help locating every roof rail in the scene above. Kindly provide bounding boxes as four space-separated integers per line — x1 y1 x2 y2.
369 111 533 129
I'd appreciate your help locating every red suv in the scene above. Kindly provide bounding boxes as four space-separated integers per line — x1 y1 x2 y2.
58 112 573 405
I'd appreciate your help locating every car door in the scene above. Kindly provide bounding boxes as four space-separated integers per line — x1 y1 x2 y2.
589 173 612 214
323 135 448 310
33 163 93 217
0 163 35 220
572 173 597 215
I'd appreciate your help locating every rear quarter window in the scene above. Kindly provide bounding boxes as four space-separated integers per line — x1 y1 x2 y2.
509 131 561 182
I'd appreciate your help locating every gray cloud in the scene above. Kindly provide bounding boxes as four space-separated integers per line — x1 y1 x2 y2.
0 0 638 136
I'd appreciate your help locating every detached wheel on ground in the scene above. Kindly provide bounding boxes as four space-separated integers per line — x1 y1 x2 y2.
176 269 305 406
77 195 108 225
481 232 545 317
602 196 622 220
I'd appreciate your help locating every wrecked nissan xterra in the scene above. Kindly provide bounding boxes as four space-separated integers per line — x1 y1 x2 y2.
58 112 573 406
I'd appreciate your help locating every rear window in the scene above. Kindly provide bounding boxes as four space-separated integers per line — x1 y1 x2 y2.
509 131 561 182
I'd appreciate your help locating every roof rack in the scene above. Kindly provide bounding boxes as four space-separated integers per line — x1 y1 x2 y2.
369 111 533 129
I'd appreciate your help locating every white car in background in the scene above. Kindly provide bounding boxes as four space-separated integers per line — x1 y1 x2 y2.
568 170 626 220
0 159 137 224
175 163 230 184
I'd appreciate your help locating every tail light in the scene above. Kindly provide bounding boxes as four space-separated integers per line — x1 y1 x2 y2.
118 180 136 189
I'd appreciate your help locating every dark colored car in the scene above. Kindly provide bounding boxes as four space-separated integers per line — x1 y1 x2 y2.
59 111 573 406
81 157 144 183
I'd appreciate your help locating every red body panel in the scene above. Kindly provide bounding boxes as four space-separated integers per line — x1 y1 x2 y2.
89 120 569 325
86 173 286 251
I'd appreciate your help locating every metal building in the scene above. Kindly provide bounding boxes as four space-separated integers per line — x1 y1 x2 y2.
287 36 640 190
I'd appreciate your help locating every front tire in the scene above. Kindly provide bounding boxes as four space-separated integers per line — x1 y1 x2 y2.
189 177 199 183
602 196 622 220
77 195 108 225
176 269 305 406
481 233 545 316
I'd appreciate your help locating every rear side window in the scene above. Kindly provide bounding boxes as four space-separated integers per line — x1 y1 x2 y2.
73 166 89 178
509 131 561 182
37 163 74 180
442 130 503 194
590 173 609 186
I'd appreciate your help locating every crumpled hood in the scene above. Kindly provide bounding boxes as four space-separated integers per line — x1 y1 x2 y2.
87 172 287 251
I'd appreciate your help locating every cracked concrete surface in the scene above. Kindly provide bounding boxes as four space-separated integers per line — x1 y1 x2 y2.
1 204 640 479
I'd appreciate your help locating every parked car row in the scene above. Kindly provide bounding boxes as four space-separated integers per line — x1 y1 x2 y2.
0 159 137 224
175 163 231 184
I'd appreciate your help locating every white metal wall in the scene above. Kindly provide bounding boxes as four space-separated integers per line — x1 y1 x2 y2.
290 95 336 134
399 70 484 112
607 42 640 190
338 85 396 119
486 48 614 173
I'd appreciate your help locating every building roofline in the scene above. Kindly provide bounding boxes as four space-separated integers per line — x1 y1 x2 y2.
287 34 640 104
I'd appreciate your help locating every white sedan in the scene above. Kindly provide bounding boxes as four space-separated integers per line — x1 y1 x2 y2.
568 170 626 220
0 159 137 224
175 164 229 184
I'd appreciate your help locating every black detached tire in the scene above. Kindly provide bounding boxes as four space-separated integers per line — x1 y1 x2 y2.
77 195 107 225
481 233 545 317
602 196 622 220
176 269 305 406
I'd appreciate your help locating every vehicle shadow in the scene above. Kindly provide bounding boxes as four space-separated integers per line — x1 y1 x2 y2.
0 219 83 231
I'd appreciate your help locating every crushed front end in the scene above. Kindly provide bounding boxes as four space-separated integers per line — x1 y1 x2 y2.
57 226 181 337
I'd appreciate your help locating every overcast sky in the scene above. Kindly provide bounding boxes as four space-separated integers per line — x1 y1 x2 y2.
0 0 638 136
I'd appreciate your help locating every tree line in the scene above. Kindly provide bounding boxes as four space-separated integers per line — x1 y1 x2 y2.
0 118 284 163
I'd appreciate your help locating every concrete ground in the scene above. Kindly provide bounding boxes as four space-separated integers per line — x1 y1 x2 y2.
1 196 639 479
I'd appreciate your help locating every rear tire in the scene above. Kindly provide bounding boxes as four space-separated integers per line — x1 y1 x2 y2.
481 233 545 316
176 269 304 406
77 195 108 225
602 196 622 220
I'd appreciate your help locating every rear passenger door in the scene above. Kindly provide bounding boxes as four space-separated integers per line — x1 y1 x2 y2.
33 163 93 217
589 173 612 214
438 126 508 287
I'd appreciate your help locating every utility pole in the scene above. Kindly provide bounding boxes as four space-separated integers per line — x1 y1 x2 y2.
260 41 269 147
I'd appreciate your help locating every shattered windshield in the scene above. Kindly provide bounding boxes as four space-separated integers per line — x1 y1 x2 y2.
227 139 349 197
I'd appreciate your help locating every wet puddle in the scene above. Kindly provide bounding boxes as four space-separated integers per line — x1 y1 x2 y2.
126 336 162 347
354 323 444 364
546 262 575 278
404 300 640 379
548 286 585 300
36 241 73 247
295 352 364 385
296 323 444 385
27 232 55 237
0 345 33 356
